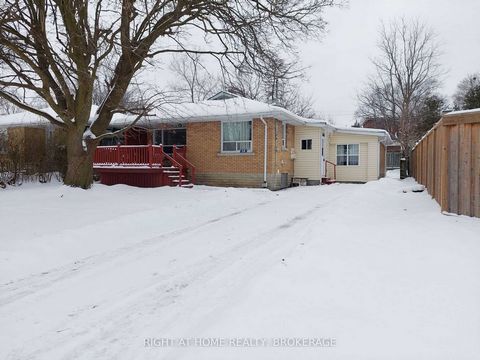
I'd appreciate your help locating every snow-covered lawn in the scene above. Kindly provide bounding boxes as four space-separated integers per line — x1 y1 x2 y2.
1 172 479 360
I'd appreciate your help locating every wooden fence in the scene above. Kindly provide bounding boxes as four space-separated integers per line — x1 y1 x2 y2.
411 110 480 217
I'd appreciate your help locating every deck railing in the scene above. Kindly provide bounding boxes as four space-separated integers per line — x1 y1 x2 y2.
94 144 195 185
94 145 153 166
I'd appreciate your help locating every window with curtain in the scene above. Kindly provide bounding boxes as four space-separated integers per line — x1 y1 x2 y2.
337 144 359 165
222 121 252 152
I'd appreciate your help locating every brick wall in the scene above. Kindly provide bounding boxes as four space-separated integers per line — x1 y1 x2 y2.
186 118 295 190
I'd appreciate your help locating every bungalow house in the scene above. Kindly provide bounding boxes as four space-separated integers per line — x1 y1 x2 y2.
101 91 391 188
0 92 391 189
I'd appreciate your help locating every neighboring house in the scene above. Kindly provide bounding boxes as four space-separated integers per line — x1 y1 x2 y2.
361 117 401 169
0 92 392 189
0 107 133 177
0 111 56 172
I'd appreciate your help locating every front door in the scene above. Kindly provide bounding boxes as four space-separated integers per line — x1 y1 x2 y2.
163 128 186 154
154 127 186 154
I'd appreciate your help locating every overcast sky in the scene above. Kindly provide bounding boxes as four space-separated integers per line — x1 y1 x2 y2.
298 0 480 126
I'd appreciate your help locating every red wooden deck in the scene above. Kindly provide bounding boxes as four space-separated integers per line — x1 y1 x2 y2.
93 145 195 188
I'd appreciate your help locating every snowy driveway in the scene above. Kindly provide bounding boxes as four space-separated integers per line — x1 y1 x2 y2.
1 174 480 359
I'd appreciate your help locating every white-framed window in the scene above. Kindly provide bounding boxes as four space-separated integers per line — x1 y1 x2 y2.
301 139 312 150
281 122 287 149
337 144 359 166
222 120 252 153
0 128 8 154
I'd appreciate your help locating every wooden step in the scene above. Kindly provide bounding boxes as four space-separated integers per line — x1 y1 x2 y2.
321 177 336 185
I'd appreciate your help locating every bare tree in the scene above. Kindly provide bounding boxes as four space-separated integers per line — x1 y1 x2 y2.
225 56 318 117
0 89 47 114
355 81 400 138
169 53 219 102
168 52 318 118
453 73 480 110
0 0 336 188
224 66 264 100
279 88 317 118
0 97 18 115
356 18 442 154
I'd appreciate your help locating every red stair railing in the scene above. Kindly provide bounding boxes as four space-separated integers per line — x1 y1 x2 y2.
173 145 196 184
324 159 336 180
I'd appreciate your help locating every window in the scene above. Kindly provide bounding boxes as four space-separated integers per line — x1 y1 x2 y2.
301 139 312 150
337 144 359 166
222 121 252 153
282 122 287 149
154 128 187 154
154 126 187 146
0 129 7 154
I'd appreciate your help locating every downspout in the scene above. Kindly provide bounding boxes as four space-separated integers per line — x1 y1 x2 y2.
260 117 268 188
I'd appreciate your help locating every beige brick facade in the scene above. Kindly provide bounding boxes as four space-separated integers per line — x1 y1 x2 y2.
186 118 295 190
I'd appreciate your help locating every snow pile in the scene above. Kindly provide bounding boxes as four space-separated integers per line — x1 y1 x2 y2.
129 96 309 125
0 176 479 359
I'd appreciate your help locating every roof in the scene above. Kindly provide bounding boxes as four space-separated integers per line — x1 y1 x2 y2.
442 108 480 117
207 90 238 101
333 126 393 144
0 96 392 143
0 105 138 129
0 107 57 128
126 96 311 126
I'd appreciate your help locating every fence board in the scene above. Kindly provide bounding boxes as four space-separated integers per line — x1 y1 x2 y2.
434 128 441 200
411 111 480 217
448 125 459 214
427 133 435 197
459 124 471 215
440 125 449 212
473 124 480 217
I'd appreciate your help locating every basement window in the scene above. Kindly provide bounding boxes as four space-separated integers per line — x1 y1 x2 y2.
301 139 312 150
337 144 359 166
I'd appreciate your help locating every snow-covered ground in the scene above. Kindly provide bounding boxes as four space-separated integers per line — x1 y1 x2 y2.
1 172 479 360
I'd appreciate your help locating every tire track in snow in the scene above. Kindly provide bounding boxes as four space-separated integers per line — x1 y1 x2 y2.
15 190 351 360
0 199 273 306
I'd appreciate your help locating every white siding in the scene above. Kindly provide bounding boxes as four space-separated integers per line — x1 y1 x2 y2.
327 133 380 182
294 126 322 180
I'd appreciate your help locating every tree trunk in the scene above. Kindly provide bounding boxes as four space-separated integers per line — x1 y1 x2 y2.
63 129 96 189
